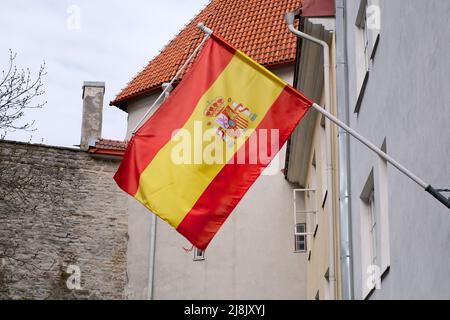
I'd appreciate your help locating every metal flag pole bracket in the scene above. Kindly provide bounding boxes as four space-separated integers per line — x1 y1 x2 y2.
311 103 450 210
197 22 213 36
131 23 213 135
425 186 450 208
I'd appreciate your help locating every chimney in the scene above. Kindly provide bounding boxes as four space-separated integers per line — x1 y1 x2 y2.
80 81 105 150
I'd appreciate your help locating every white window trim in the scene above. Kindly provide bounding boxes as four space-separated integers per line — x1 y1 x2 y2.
293 189 316 254
193 248 205 261
295 223 308 253
355 0 381 101
377 140 391 273
359 140 391 299
320 125 328 203
360 170 378 298
368 191 377 266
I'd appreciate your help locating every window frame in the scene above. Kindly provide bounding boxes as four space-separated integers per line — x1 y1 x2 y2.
193 247 205 261
360 170 379 298
294 222 307 253
361 9 371 73
354 0 381 114
368 190 377 266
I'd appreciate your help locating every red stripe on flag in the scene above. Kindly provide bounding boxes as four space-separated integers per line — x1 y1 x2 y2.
114 37 236 196
176 87 312 250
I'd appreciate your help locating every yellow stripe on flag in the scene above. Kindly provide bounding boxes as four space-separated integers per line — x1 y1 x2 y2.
135 50 287 228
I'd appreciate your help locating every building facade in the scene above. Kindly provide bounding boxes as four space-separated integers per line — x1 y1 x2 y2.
285 15 341 300
112 0 309 300
288 0 450 300
111 0 450 300
343 0 450 299
2 0 448 301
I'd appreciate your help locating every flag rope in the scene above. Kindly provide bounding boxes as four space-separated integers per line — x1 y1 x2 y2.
131 26 212 135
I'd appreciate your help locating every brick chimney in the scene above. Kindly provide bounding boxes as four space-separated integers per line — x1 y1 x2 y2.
80 81 105 150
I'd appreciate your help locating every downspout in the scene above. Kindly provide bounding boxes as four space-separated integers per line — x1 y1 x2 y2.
147 214 156 300
335 0 354 300
285 11 336 300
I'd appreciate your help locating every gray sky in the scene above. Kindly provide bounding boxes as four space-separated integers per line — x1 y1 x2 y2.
1 0 210 147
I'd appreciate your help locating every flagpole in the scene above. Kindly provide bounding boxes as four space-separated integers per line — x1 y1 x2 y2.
311 103 450 210
196 21 449 209
131 23 213 135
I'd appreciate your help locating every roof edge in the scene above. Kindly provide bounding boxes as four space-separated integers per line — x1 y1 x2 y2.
110 59 296 110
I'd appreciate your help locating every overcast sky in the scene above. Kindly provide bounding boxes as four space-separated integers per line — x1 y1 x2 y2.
1 0 210 147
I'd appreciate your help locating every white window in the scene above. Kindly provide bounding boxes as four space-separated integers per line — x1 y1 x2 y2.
378 139 390 273
193 248 205 261
361 8 370 73
355 0 381 95
293 188 316 253
357 0 381 63
360 170 380 297
367 191 377 266
295 223 307 252
319 126 328 203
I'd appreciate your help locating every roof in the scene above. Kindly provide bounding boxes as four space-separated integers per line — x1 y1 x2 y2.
111 0 302 110
88 139 127 157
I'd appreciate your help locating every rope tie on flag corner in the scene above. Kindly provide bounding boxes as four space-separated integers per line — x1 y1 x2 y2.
131 25 212 136
182 245 194 253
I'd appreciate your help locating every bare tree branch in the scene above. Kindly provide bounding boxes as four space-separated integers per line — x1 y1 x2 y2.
0 49 47 139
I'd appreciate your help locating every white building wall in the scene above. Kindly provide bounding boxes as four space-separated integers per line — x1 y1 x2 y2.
344 0 450 299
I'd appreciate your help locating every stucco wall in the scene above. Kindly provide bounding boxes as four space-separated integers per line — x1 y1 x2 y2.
124 65 307 299
288 18 339 300
345 0 450 299
0 141 128 299
123 94 160 299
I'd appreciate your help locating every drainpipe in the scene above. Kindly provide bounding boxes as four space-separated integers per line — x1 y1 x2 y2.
285 11 336 300
335 0 354 300
147 214 156 300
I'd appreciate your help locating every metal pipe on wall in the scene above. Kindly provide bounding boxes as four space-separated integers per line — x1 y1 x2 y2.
335 0 354 300
147 214 156 300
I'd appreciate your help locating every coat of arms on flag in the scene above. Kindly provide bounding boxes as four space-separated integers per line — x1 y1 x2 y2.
204 97 258 147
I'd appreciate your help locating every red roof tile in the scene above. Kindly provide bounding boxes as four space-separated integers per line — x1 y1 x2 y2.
88 139 127 156
111 0 301 109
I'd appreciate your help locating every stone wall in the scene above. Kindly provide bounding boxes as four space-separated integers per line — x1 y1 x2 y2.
0 140 128 299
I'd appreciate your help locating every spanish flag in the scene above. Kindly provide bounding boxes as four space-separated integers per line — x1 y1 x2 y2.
114 34 313 250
